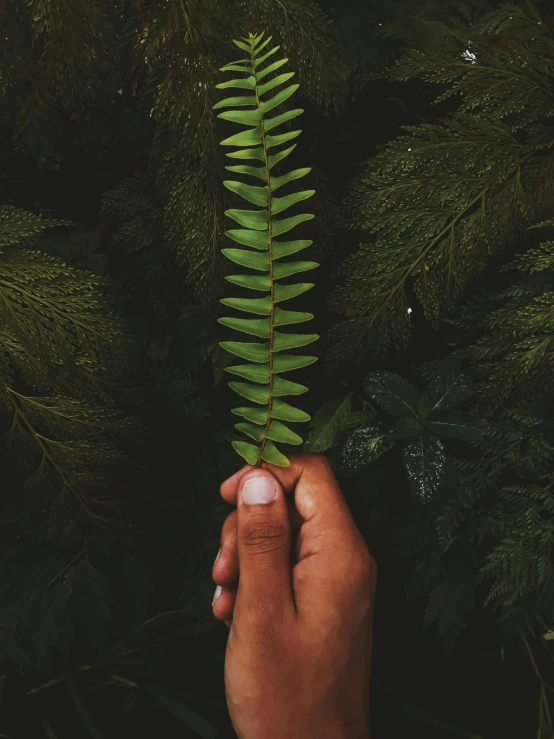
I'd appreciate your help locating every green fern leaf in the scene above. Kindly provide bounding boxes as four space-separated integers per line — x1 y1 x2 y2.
272 354 317 372
231 440 261 465
225 363 270 382
232 407 267 424
221 248 269 270
215 31 319 467
260 440 291 466
271 376 308 395
218 316 270 338
229 381 269 404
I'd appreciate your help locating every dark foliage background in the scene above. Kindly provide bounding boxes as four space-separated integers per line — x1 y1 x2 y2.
0 0 553 737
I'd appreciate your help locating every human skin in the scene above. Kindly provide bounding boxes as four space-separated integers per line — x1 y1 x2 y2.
212 454 377 739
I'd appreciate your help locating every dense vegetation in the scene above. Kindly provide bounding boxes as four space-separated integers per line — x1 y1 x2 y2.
0 1 552 737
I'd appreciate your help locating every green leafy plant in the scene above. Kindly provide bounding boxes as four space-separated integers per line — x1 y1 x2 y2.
340 362 490 501
213 30 319 468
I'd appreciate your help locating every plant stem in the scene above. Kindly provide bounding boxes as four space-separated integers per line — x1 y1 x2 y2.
522 634 554 734
251 39 274 467
8 389 107 524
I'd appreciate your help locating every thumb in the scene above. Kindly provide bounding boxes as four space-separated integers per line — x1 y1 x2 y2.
234 469 296 627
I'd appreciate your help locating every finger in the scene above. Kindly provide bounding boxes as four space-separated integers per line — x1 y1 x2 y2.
221 463 316 520
233 468 296 630
220 463 254 500
221 454 371 622
213 501 304 590
212 584 237 623
221 454 362 550
212 510 239 589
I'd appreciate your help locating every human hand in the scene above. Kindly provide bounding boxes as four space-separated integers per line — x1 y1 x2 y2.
212 454 377 739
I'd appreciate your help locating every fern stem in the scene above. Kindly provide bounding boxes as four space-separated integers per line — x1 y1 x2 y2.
464 437 524 482
252 42 274 467
217 33 316 466
370 189 487 326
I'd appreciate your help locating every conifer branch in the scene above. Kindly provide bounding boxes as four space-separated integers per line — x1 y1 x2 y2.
7 389 109 524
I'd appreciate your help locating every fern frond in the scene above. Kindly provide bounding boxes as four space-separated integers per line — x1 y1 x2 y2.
213 31 319 467
0 207 144 518
454 223 554 411
477 482 554 610
0 206 71 252
0 245 125 367
329 4 554 371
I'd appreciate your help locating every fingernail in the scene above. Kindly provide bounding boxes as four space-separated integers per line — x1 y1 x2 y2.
212 585 222 606
241 476 277 505
214 548 221 567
